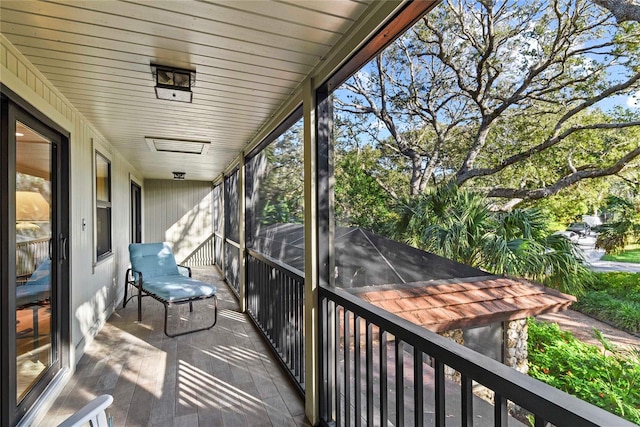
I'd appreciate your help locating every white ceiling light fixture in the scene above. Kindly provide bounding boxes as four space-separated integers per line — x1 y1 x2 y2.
145 137 211 155
150 64 195 103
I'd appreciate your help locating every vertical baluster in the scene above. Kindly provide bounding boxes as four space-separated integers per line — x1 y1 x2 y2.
277 269 283 355
246 256 250 312
250 257 254 313
461 374 473 427
335 305 342 427
319 295 328 422
289 278 298 371
414 347 423 427
296 277 301 379
380 331 388 426
253 257 257 317
263 262 267 334
289 279 298 378
396 340 404 427
250 256 254 313
434 360 445 427
282 271 287 362
354 316 362 427
299 278 304 383
344 310 351 426
287 275 292 369
495 393 507 427
252 256 257 317
271 266 276 342
366 322 373 425
326 298 335 422
283 275 288 365
258 258 262 319
282 273 287 365
534 415 547 427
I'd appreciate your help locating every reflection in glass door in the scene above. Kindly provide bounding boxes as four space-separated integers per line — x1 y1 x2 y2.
15 121 55 402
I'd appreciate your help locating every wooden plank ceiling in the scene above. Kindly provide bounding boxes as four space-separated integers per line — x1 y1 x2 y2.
0 0 374 181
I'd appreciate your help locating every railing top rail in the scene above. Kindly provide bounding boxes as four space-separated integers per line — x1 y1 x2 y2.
224 239 240 249
320 285 636 427
181 233 215 261
16 237 50 245
247 248 305 282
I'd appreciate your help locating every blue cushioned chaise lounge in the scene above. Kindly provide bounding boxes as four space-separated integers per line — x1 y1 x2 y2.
124 242 217 337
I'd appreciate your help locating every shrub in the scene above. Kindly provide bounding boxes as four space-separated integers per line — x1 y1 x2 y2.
527 319 640 424
573 272 640 333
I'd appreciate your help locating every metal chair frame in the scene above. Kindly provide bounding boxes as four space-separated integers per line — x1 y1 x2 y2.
123 265 217 337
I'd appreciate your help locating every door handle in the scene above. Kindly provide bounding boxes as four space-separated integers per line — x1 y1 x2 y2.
60 236 68 260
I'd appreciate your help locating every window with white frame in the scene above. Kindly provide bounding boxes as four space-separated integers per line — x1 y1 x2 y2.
95 151 112 260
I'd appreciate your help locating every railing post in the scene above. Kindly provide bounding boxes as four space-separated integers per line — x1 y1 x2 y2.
303 76 320 425
218 173 226 281
238 152 246 312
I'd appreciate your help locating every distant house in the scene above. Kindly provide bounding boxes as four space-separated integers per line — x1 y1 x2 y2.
251 224 575 374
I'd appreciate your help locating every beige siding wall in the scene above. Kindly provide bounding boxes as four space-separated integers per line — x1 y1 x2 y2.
143 179 213 263
1 35 141 366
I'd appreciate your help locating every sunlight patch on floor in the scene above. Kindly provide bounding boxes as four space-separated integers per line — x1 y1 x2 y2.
178 360 267 412
218 309 246 323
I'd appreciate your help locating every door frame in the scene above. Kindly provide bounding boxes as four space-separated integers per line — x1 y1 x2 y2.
1 85 70 426
131 179 142 243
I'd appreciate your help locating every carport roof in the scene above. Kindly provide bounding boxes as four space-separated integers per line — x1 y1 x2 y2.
252 223 576 331
352 277 576 332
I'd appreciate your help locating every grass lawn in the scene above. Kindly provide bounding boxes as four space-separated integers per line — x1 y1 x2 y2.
601 246 640 263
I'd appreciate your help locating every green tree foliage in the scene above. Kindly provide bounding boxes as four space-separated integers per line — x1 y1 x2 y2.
336 0 640 202
395 183 591 293
334 147 399 234
596 194 640 253
250 122 304 226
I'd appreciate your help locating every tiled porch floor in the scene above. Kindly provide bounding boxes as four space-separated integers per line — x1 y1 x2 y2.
43 266 309 426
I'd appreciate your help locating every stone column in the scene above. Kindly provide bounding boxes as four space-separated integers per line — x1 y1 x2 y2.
505 319 528 375
439 329 464 383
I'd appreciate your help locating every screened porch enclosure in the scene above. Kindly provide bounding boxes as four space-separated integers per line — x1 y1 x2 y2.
2 0 638 426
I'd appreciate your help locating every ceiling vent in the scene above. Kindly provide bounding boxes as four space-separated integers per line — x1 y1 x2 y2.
145 137 210 155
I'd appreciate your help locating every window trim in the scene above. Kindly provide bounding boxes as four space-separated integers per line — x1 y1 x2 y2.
93 140 113 264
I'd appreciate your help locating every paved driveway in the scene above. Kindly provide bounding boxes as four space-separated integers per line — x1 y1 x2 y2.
578 235 640 273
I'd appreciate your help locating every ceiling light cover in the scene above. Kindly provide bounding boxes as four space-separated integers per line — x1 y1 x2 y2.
151 65 195 103
145 137 211 155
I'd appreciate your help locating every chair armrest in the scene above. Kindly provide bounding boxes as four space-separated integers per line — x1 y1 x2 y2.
128 268 143 283
57 394 113 427
177 264 192 277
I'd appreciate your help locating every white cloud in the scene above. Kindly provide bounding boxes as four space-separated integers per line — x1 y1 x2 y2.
627 91 640 108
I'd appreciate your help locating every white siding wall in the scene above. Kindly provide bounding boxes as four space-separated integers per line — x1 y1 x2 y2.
143 179 213 263
1 35 141 364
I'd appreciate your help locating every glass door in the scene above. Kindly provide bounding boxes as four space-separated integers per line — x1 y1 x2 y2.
15 120 56 402
2 97 69 426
